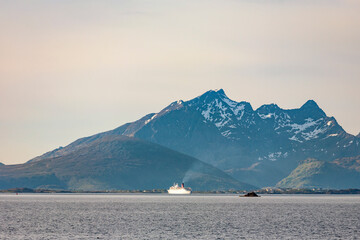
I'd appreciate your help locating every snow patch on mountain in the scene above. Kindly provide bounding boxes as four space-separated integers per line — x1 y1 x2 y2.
258 113 275 119
344 141 354 148
265 151 288 161
233 105 245 115
201 105 214 121
287 118 330 141
302 127 327 141
144 114 158 125
221 97 237 108
289 135 303 143
289 118 318 134
221 130 232 137
200 98 234 129
221 96 247 120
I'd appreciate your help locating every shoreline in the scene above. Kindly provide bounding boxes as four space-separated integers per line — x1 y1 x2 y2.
1 188 360 195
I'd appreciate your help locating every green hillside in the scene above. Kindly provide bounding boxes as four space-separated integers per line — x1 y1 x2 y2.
0 135 254 191
276 158 360 189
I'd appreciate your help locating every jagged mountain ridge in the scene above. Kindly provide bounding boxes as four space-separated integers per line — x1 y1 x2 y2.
29 89 360 187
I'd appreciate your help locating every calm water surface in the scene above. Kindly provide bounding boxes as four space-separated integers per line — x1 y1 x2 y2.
0 194 359 239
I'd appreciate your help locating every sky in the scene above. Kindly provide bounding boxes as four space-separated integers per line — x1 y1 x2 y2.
1 0 359 164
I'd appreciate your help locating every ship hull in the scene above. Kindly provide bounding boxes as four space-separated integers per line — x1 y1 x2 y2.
167 189 191 194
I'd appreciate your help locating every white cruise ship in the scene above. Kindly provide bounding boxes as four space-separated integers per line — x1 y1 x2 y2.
168 183 191 194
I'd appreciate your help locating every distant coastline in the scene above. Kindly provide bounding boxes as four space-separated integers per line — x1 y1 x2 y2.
1 187 360 195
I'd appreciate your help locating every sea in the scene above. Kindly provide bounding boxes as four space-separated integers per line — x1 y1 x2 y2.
0 194 359 239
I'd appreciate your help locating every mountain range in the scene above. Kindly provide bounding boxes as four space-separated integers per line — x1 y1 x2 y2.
1 89 359 190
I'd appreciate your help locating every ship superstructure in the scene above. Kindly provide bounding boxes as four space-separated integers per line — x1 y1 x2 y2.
167 183 191 194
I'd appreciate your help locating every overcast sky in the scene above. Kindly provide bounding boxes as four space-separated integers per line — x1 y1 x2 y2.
1 0 359 164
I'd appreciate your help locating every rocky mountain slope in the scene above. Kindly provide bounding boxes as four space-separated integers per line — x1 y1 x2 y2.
0 135 253 191
276 158 360 189
332 155 360 172
28 89 359 187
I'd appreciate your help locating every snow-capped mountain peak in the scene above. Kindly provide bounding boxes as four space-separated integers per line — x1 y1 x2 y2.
175 90 339 144
185 89 255 131
114 89 356 166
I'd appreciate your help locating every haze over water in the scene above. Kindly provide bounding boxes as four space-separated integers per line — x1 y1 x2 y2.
0 194 359 239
